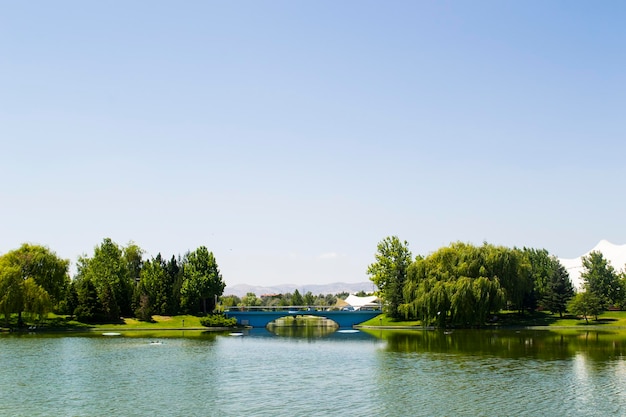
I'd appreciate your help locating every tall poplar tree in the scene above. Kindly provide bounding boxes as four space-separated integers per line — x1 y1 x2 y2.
367 236 412 319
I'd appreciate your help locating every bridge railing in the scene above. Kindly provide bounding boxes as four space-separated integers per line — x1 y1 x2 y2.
224 305 380 312
225 305 333 312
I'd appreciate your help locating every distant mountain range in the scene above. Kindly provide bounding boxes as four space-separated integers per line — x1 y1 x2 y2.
559 240 626 290
225 240 626 297
224 282 375 298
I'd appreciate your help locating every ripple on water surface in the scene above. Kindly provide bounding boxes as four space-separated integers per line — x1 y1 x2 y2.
3 330 626 416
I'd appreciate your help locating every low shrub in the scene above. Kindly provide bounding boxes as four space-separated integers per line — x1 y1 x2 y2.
200 314 237 328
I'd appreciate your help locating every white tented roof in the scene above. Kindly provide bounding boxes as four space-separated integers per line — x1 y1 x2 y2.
345 294 379 309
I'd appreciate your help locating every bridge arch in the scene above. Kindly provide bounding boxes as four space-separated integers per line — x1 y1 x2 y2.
224 307 380 328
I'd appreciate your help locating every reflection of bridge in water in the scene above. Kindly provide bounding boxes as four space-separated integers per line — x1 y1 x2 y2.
225 306 381 328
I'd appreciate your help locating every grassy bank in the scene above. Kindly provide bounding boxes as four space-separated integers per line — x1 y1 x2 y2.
358 310 626 328
358 315 421 327
7 310 626 332
1 314 209 332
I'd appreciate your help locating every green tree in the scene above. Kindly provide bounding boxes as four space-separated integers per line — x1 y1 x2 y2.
303 291 315 306
2 244 69 307
540 259 574 317
581 251 620 307
165 255 183 315
484 245 531 313
523 248 554 312
220 295 241 309
401 242 506 327
180 247 225 314
124 242 144 314
58 279 78 316
568 291 604 324
0 244 69 324
240 292 261 306
0 263 24 325
73 276 103 322
75 238 136 321
135 294 153 322
367 236 412 319
124 242 144 284
22 278 52 322
291 289 304 306
137 254 172 317
324 293 337 306
449 277 475 325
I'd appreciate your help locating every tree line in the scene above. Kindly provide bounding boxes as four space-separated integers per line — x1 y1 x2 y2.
3 235 621 328
367 236 624 327
0 238 226 325
0 238 367 327
566 251 626 323
222 290 363 310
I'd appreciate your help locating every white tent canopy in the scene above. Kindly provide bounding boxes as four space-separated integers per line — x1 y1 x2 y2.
344 294 380 310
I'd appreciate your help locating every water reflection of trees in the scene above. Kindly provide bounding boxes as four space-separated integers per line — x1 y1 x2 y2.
268 326 338 338
364 329 626 361
267 316 338 338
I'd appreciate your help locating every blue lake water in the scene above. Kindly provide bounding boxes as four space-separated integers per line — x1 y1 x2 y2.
1 328 626 416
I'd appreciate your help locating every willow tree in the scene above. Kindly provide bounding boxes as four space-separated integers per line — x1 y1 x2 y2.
0 244 69 325
483 245 531 313
2 244 69 307
0 264 23 325
401 242 506 327
402 275 452 327
368 236 412 319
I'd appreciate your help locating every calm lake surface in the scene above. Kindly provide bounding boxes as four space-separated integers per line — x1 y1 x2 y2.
2 327 626 416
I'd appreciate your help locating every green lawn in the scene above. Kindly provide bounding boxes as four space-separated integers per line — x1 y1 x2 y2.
358 314 421 327
7 310 626 332
1 314 207 331
547 310 626 327
358 310 626 328
99 315 205 329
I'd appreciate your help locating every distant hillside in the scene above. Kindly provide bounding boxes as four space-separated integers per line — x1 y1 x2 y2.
559 240 626 290
224 282 375 298
226 241 626 297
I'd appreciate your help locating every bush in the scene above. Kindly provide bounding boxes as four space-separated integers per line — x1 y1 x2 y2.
200 314 237 327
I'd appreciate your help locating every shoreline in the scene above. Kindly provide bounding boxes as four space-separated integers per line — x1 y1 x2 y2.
6 324 626 334
0 326 230 333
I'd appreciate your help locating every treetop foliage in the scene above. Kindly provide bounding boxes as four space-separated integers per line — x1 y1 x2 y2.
0 244 69 325
367 236 412 319
369 237 576 327
0 239 227 326
581 251 621 307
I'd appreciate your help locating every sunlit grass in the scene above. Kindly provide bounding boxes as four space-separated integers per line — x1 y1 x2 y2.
105 315 204 329
359 314 421 327
357 310 626 328
6 309 626 331
518 310 626 327
1 314 207 331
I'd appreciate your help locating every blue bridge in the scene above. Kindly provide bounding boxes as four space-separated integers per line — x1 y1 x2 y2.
224 307 381 328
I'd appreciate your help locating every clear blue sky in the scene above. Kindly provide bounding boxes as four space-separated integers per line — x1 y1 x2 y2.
1 1 625 286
